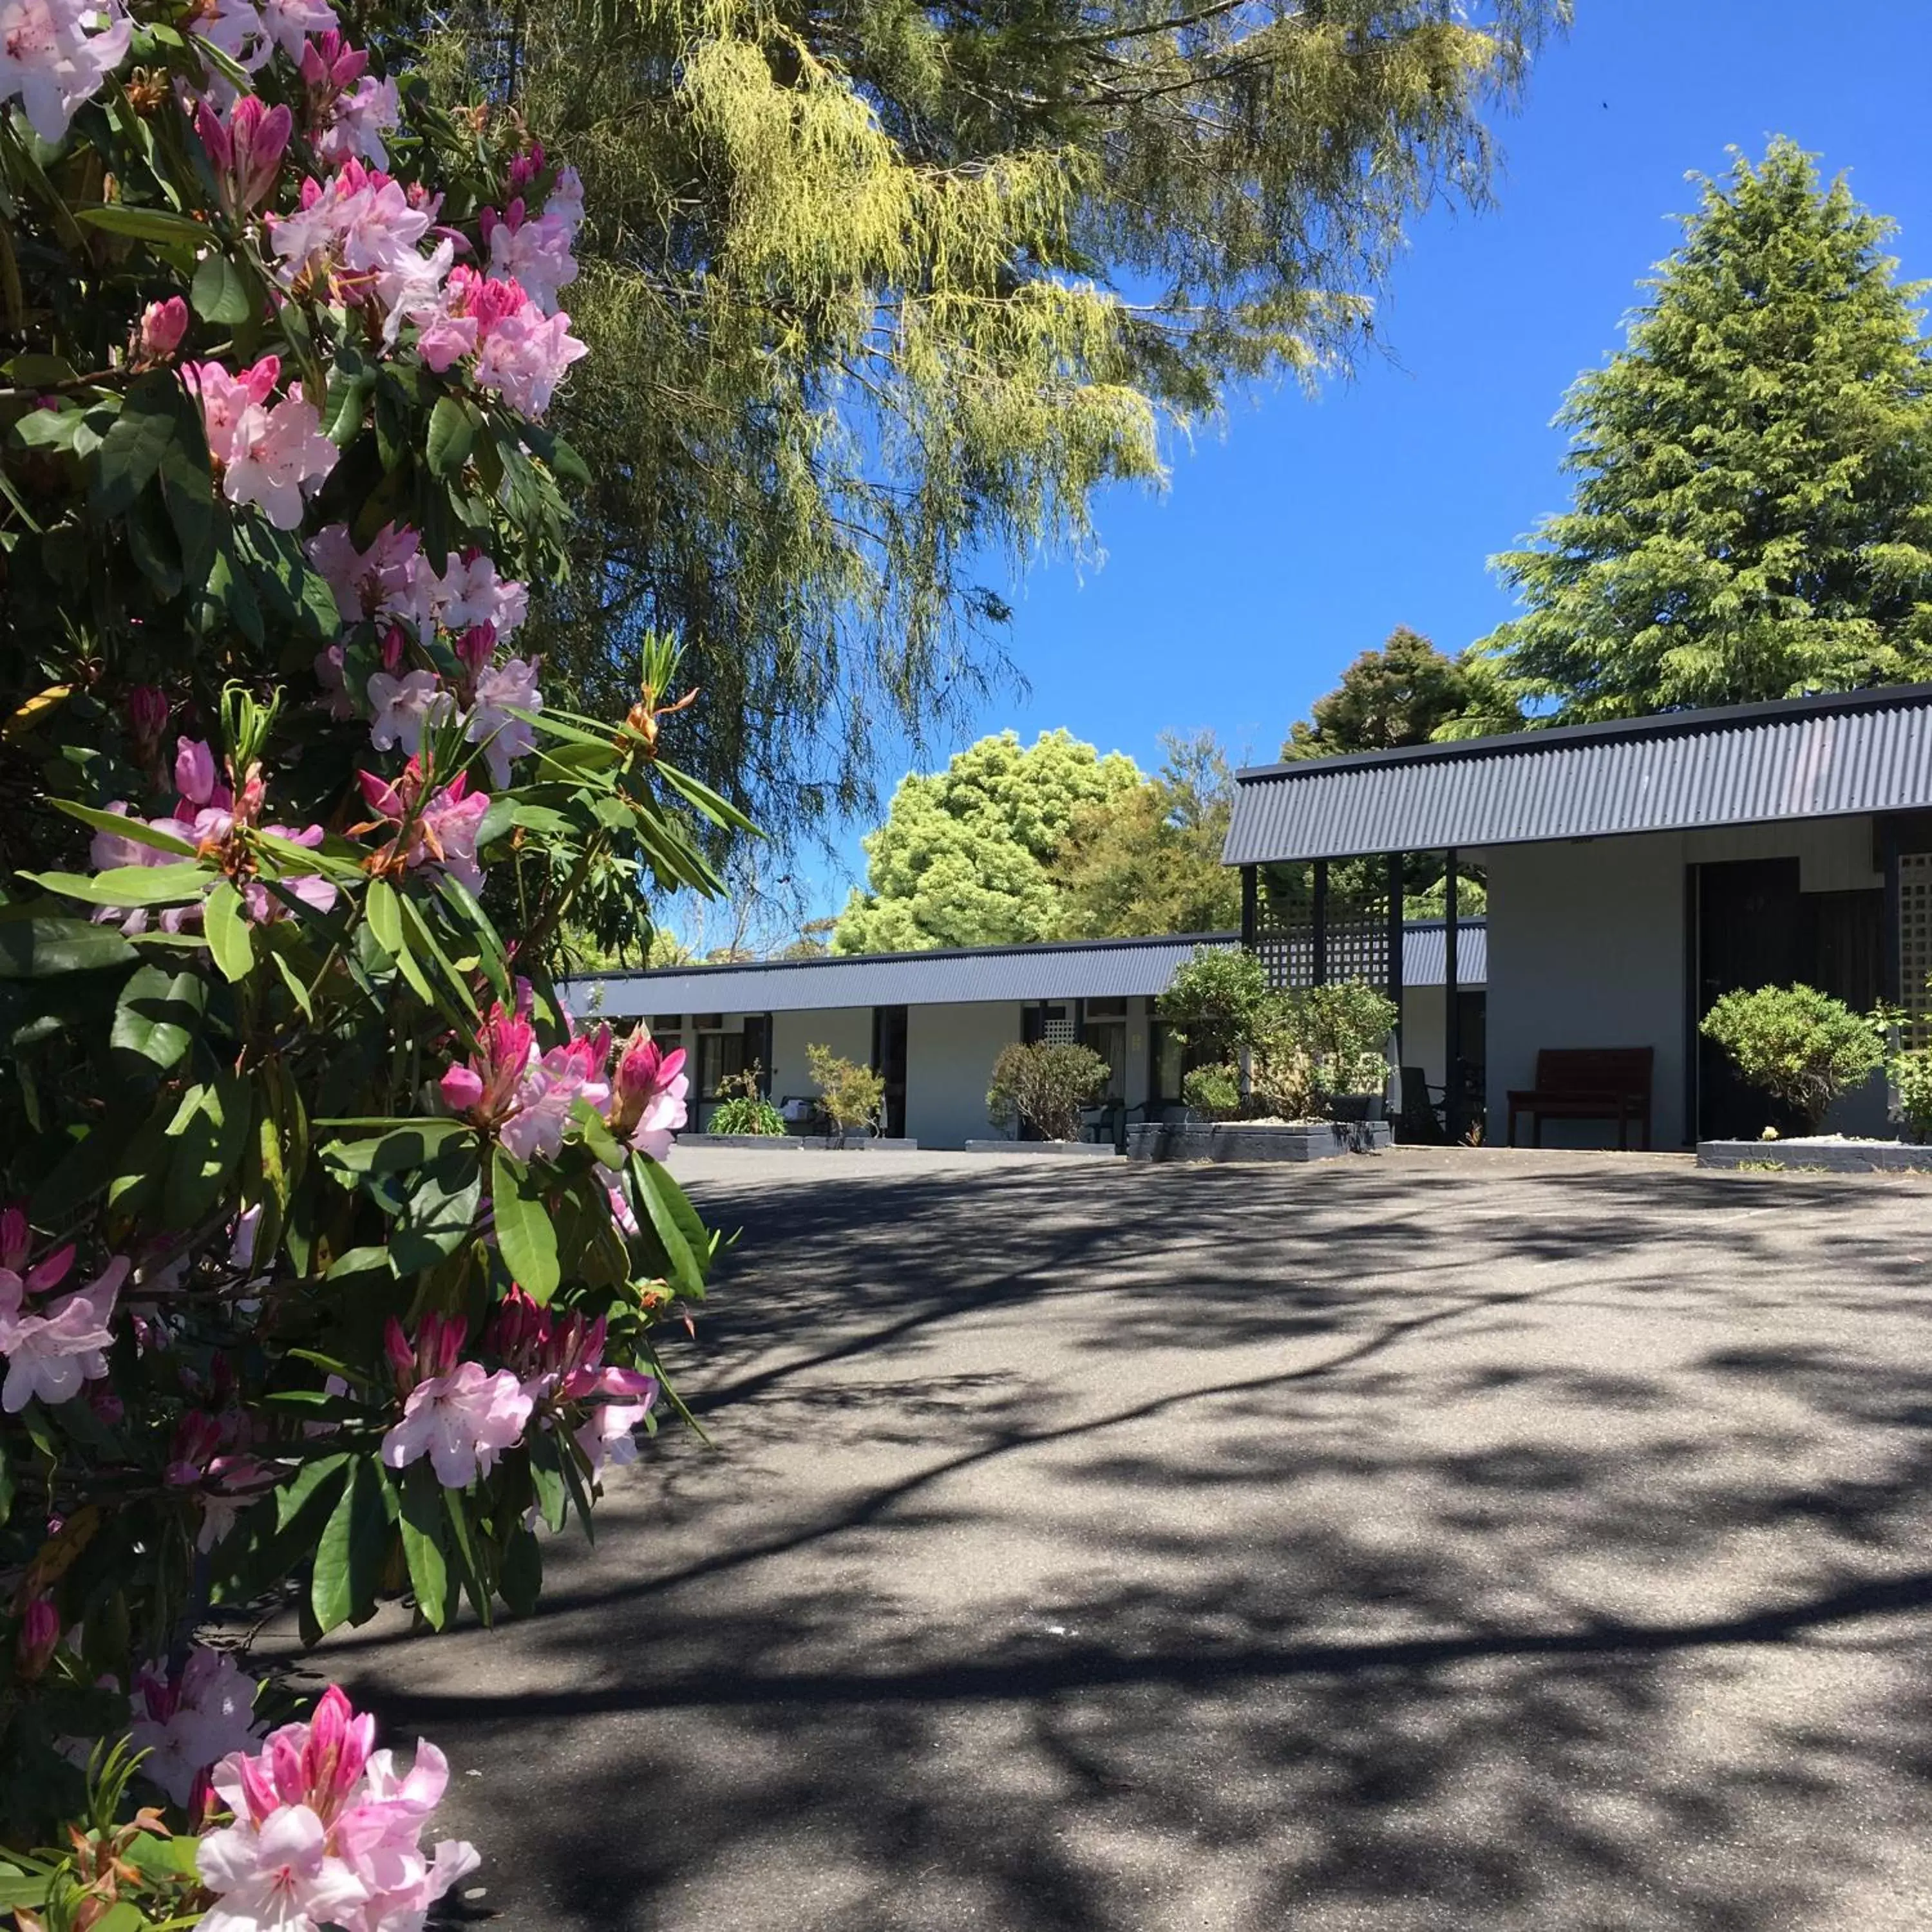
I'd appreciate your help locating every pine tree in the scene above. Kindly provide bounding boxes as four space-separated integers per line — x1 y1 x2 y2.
1282 627 1488 757
1482 138 1932 718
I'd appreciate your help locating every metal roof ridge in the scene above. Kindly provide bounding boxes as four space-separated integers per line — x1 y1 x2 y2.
574 929 1243 984
1233 684 1932 786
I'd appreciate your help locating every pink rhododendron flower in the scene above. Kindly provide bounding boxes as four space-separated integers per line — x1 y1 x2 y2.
131 1645 263 1804
0 0 130 142
366 668 450 755
472 296 587 418
355 760 489 894
0 1253 125 1412
316 70 399 167
500 1032 610 1166
545 162 584 232
430 547 527 640
269 158 451 325
466 656 540 785
203 1686 479 1932
185 359 337 529
482 202 578 312
607 1026 688 1161
307 521 435 634
576 1381 656 1475
258 0 334 57
381 1359 531 1486
439 1001 535 1125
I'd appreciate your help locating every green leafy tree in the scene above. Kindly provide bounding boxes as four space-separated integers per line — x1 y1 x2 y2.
1052 730 1244 937
806 1043 887 1133
435 0 1564 860
835 730 1141 951
1282 627 1494 758
1482 138 1932 719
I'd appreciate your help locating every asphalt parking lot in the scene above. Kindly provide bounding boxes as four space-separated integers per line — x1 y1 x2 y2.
326 1144 1932 1931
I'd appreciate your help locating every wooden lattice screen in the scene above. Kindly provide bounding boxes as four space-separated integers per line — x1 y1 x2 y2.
1251 862 1394 992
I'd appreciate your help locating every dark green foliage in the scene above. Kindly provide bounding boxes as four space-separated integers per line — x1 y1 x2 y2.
986 1041 1111 1142
1700 981 1888 1132
1482 139 1932 718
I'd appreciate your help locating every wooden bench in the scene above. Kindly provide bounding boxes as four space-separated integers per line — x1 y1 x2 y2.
1506 1048 1654 1151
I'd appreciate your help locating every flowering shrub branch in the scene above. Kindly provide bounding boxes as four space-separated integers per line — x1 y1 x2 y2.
0 1 741 1922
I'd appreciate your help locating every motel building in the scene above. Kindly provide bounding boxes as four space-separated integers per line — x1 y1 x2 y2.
565 685 1932 1153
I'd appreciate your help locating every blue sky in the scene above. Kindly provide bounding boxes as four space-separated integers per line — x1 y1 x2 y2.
790 0 1932 923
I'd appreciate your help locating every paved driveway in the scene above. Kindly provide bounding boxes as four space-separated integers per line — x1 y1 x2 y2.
325 1146 1932 1931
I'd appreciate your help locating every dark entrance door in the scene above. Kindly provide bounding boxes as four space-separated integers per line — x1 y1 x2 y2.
872 1005 909 1139
1694 857 1803 1139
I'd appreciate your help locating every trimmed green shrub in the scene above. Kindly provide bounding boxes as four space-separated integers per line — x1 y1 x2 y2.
1893 1046 1932 1139
1182 1063 1244 1120
1700 983 1888 1132
988 1041 1111 1141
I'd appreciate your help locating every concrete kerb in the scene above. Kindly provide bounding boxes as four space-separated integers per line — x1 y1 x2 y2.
962 1139 1118 1158
1698 1137 1932 1174
1128 1121 1392 1164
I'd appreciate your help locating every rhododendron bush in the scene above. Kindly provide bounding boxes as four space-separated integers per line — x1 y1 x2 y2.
0 2 737 1922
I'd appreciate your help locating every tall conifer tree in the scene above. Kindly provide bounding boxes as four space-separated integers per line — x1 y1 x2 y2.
1482 138 1932 718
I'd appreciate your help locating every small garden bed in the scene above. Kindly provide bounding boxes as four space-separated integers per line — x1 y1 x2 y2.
1697 1137 1932 1174
1128 1120 1390 1164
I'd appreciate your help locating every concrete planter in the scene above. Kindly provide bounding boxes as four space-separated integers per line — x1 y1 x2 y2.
795 1134 920 1152
1128 1120 1391 1164
962 1138 1117 1157
1697 1137 1932 1174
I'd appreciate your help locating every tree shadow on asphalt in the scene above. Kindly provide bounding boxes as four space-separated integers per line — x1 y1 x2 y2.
335 1157 1932 1931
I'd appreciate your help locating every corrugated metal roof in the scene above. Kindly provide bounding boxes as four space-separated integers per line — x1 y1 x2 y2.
565 922 1486 1019
1224 686 1932 864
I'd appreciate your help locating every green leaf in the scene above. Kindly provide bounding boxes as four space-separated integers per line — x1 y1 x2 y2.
311 1455 388 1633
365 877 404 956
90 370 181 518
275 1453 349 1531
390 1141 482 1271
399 1461 453 1629
190 249 254 324
75 202 210 243
110 963 204 1070
205 879 254 981
24 862 212 907
48 799 199 857
655 759 762 837
426 395 475 478
441 1486 492 1625
0 1448 14 1530
526 1429 569 1532
493 1148 560 1301
0 916 135 978
164 1070 251 1227
9 406 79 452
501 1524 542 1615
84 1900 144 1932
318 1119 473 1180
399 893 478 1016
633 1154 711 1297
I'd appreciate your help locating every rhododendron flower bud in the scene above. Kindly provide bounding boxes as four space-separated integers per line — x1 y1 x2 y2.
229 93 292 210
454 621 495 674
135 298 189 365
379 621 407 672
383 1314 415 1393
0 1204 28 1275
298 24 366 92
608 1027 690 1160
176 735 220 806
168 1409 225 1486
126 681 171 753
16 1596 59 1678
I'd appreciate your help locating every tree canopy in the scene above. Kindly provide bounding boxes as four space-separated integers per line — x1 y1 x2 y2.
1282 626 1491 758
1051 730 1244 936
434 0 1565 851
834 730 1141 951
1479 137 1932 719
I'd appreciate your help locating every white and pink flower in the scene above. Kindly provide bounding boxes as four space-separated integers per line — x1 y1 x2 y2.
381 1358 531 1487
0 1251 125 1412
200 1685 477 1932
131 1645 263 1805
185 357 338 529
0 0 130 143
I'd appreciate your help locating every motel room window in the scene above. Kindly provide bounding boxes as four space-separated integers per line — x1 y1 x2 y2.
1082 998 1129 1102
694 1017 744 1098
